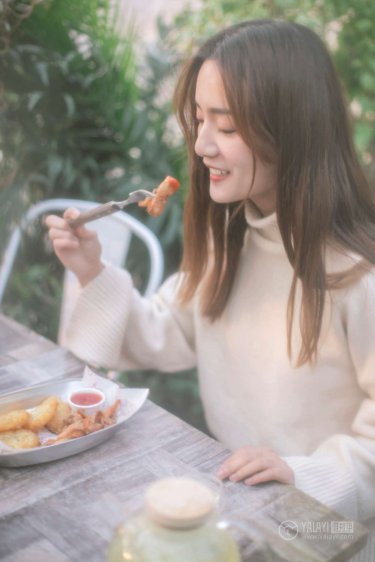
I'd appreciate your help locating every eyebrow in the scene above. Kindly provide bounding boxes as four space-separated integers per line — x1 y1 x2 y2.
195 102 232 116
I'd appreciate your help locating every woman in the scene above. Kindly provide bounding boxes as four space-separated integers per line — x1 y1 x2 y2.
46 20 375 559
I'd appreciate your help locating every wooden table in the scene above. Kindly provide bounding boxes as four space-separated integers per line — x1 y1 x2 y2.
0 314 368 562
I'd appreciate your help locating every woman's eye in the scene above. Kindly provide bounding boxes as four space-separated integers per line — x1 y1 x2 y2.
218 121 236 134
220 128 236 134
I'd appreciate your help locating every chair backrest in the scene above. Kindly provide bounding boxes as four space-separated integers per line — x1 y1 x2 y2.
0 198 164 344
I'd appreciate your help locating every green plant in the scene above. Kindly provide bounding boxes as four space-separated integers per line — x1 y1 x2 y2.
0 0 209 434
0 0 185 318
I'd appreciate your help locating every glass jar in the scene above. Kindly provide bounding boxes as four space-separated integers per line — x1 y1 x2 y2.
107 477 242 562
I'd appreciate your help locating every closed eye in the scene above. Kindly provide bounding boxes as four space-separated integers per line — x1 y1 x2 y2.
219 128 236 134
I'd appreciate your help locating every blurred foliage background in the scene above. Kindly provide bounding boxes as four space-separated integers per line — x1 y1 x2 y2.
0 0 374 434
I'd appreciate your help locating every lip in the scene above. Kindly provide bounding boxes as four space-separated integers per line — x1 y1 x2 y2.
207 166 230 182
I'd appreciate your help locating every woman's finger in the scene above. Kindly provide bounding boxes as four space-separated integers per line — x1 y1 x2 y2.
73 224 98 240
47 212 97 242
245 468 280 485
44 214 69 229
63 207 80 220
245 465 294 486
228 458 270 482
48 227 78 242
53 238 80 251
217 447 257 479
217 446 275 479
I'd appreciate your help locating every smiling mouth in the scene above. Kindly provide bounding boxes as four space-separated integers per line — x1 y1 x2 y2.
209 168 229 176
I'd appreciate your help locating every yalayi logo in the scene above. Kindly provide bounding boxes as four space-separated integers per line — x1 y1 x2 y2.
279 520 299 541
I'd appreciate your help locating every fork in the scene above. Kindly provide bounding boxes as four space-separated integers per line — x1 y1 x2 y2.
67 190 156 228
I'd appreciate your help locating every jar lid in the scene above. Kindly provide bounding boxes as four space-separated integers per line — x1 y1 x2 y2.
145 477 216 530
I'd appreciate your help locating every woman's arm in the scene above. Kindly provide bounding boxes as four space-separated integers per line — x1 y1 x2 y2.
282 269 375 522
46 209 196 372
63 266 196 373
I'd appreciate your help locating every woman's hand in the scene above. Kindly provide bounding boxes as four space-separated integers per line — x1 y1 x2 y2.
216 446 294 486
45 208 104 287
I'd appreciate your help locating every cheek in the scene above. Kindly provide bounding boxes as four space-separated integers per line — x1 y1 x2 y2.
229 142 253 170
255 162 277 187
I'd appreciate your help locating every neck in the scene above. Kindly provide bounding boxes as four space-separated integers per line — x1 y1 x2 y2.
250 199 276 217
249 193 276 217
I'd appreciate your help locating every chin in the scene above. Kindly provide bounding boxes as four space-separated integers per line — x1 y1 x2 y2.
209 180 250 205
209 186 235 205
209 192 244 206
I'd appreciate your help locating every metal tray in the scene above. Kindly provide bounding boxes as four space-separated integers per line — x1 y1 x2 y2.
0 378 148 467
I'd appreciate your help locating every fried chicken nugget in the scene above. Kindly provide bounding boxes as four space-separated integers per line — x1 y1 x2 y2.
0 409 29 432
0 429 40 449
46 399 72 434
138 176 180 217
28 396 58 432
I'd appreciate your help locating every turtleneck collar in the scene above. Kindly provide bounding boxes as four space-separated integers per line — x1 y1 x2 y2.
244 201 284 250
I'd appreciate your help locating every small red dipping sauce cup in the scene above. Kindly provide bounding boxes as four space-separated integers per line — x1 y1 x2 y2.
68 388 105 414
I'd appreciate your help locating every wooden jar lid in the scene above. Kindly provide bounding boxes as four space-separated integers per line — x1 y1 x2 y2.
145 477 216 529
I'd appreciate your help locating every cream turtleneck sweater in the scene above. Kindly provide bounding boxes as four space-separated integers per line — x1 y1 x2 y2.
64 204 375 559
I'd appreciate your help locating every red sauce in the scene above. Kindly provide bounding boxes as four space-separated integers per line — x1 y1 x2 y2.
70 391 103 406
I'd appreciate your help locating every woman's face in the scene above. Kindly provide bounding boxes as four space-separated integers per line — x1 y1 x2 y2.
194 60 277 216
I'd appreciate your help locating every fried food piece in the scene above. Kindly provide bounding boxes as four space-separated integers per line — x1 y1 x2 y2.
46 399 72 434
101 399 121 421
138 176 180 217
44 399 121 446
28 396 58 432
44 417 102 445
44 429 84 445
0 429 40 449
0 409 29 432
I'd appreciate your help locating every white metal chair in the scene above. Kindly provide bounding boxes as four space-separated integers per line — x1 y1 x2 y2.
0 199 164 345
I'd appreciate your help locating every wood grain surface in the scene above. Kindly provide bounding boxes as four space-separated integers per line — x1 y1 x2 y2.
0 314 368 561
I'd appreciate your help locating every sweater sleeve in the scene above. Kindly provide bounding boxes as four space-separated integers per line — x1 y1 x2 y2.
283 269 375 522
63 265 196 372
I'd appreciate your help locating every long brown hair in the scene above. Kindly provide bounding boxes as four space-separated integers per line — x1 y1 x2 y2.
173 19 375 366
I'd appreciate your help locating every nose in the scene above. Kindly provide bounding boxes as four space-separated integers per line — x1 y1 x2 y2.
194 124 219 159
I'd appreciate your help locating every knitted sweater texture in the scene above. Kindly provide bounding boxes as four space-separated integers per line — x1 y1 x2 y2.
65 204 375 559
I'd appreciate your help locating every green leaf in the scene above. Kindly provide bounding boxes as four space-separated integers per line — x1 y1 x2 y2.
354 121 374 154
47 155 64 183
62 93 75 118
360 73 375 91
27 91 44 111
35 62 49 86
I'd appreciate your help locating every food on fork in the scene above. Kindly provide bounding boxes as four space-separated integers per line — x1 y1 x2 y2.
28 396 59 432
0 409 30 432
138 176 180 217
0 429 40 449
